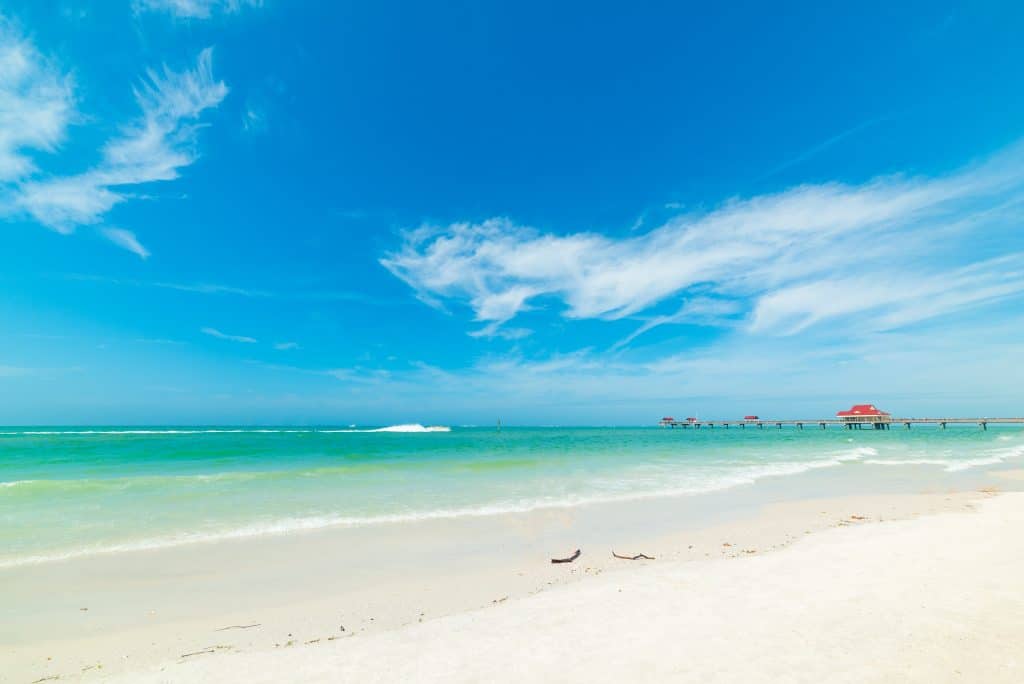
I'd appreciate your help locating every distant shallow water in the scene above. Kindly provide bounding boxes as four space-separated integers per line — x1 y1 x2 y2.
2 425 1022 567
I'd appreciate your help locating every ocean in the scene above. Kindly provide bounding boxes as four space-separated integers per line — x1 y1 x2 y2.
2 424 1022 568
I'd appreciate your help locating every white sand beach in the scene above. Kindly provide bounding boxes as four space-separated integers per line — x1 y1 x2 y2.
118 491 1024 684
4 468 1022 683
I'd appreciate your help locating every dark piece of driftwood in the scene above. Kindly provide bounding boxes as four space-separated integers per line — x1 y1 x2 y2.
612 551 655 560
215 623 261 631
551 549 581 564
180 648 216 658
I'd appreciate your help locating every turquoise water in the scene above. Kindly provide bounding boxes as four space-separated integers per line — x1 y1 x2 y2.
2 425 1022 567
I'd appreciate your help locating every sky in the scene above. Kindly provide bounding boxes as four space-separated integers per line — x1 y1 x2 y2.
2 1 1024 425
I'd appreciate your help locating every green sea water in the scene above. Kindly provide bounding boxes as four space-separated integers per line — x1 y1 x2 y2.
2 424 1022 567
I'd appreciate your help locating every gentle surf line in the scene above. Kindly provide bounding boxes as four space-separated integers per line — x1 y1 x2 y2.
0 448 876 568
863 444 1023 472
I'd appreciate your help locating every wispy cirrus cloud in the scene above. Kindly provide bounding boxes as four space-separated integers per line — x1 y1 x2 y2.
612 297 743 349
0 21 227 256
242 105 268 134
12 48 227 234
101 228 150 259
201 327 257 343
274 341 299 350
60 272 271 296
749 254 1024 335
757 115 889 180
382 141 1024 343
133 0 263 19
469 326 533 341
56 273 381 303
0 18 74 183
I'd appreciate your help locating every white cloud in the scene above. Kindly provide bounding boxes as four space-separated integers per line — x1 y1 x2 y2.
101 227 150 259
382 142 1024 341
274 341 300 350
474 327 533 341
612 297 743 349
242 105 267 134
201 327 257 343
13 48 227 235
14 176 119 233
749 254 1024 335
0 29 227 258
0 18 74 182
133 0 263 19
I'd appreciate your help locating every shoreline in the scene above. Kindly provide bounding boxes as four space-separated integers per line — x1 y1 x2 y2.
4 462 1022 682
5 433 1020 570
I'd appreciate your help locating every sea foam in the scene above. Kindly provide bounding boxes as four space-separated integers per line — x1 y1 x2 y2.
320 424 451 433
864 443 1024 472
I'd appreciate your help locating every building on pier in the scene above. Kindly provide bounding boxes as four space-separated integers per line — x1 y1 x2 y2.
836 404 891 428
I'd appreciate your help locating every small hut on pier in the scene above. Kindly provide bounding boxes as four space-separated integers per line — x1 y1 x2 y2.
836 404 892 429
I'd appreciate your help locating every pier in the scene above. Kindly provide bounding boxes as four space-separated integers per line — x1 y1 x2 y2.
660 404 1024 431
658 417 1024 430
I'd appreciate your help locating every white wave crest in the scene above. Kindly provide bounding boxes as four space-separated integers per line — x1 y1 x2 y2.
837 446 878 461
864 443 1023 472
0 479 38 488
320 424 451 433
863 457 1004 472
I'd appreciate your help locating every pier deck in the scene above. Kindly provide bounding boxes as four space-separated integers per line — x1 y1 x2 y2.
659 417 1024 430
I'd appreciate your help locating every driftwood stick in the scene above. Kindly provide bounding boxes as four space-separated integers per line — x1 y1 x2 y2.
215 623 261 631
551 549 581 564
612 551 655 560
180 648 216 658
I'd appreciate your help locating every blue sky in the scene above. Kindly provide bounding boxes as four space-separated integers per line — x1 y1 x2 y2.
2 1 1024 424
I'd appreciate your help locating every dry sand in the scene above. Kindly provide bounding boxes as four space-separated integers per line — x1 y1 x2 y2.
110 491 1023 684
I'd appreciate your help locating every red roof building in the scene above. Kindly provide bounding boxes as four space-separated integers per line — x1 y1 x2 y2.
836 404 891 422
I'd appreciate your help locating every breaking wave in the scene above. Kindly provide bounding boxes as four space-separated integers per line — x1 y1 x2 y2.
864 443 1024 472
319 424 451 433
